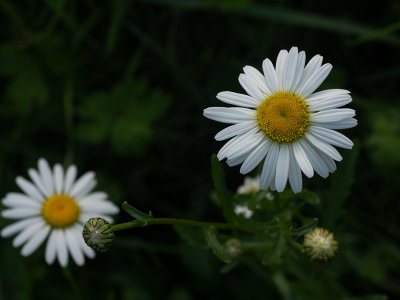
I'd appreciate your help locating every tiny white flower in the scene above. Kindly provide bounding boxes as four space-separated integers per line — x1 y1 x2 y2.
1 158 119 267
234 205 253 219
265 192 274 201
237 176 260 194
204 47 357 193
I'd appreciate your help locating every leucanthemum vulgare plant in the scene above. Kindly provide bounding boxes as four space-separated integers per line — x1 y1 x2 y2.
1 47 355 271
79 47 355 265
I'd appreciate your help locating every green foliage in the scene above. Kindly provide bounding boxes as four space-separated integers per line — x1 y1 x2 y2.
76 79 170 156
203 227 232 263
0 0 399 299
122 201 153 220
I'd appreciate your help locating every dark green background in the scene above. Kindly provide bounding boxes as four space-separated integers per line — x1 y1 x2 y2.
0 0 399 299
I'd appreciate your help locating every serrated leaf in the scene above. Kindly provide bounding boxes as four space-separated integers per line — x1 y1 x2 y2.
122 201 153 220
203 227 232 263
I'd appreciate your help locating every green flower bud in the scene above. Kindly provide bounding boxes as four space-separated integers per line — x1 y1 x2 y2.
303 227 338 261
224 238 242 258
82 218 114 252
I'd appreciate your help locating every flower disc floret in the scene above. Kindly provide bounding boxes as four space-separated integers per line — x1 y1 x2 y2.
42 194 80 228
256 91 310 143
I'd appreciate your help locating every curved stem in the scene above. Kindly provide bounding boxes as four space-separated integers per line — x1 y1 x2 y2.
111 218 279 233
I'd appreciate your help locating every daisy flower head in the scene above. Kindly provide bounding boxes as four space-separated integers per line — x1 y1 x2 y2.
204 47 357 193
1 158 119 267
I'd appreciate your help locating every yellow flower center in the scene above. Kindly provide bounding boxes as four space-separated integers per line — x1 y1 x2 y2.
256 91 310 143
42 194 80 228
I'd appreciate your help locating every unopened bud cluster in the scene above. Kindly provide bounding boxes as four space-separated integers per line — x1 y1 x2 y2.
82 218 114 252
303 227 338 261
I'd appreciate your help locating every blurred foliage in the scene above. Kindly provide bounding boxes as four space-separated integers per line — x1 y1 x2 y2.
0 0 399 299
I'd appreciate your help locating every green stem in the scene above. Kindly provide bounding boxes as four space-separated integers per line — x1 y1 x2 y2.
62 266 82 300
111 218 279 233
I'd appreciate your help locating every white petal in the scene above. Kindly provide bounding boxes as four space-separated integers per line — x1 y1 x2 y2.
13 219 45 247
15 176 44 202
308 95 352 112
28 169 49 197
312 118 358 129
2 193 41 208
38 158 54 195
309 126 354 149
292 141 314 178
69 172 95 198
260 143 279 189
282 47 298 91
1 217 42 238
80 200 119 214
73 225 95 259
2 207 40 219
275 50 288 90
298 63 332 98
77 192 108 203
65 229 85 266
204 107 256 124
79 213 113 224
291 51 306 91
298 140 330 178
56 230 68 267
64 165 77 194
45 230 58 265
262 58 279 93
75 179 97 200
225 132 264 160
298 54 323 91
288 146 302 193
226 153 249 167
243 66 270 95
307 89 350 101
216 91 260 108
319 151 337 173
275 144 290 192
217 127 258 160
238 74 265 100
305 133 342 161
215 120 257 141
21 224 50 256
53 164 64 194
240 139 272 174
310 109 356 123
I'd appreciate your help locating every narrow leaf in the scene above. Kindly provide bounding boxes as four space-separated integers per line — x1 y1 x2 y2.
122 201 153 220
203 227 232 263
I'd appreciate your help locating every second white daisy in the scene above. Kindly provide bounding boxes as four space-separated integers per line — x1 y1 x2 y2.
204 47 357 193
1 158 119 267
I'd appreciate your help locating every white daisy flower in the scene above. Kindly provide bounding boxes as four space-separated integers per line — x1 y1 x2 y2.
204 47 357 193
1 158 119 267
237 176 260 194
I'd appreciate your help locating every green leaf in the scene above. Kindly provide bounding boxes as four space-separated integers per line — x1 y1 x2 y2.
122 201 153 220
76 79 170 156
296 189 320 205
262 231 285 266
203 227 232 263
210 154 238 224
290 218 319 237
